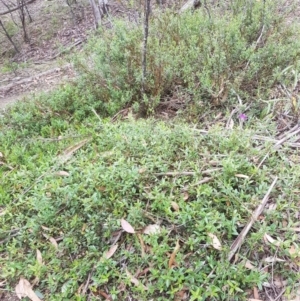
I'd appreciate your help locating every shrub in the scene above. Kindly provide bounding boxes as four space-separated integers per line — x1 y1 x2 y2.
74 0 300 115
3 0 299 129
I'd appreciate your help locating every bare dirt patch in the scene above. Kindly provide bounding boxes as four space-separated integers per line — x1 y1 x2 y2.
0 0 95 110
0 63 75 109
0 292 19 301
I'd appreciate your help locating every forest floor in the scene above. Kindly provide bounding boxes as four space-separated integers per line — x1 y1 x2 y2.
1 1 300 301
0 0 170 110
0 0 94 110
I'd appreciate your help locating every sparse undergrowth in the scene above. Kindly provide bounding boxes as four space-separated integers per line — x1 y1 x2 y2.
1 111 300 300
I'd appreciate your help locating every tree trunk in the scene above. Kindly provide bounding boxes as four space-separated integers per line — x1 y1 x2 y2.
89 0 101 28
0 18 19 52
18 0 30 42
142 0 150 94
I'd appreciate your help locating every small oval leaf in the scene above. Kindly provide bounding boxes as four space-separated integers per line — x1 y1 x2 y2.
171 201 179 212
103 244 118 259
264 233 281 246
143 224 161 235
121 219 135 234
15 278 42 301
208 233 222 250
55 171 70 177
168 240 180 268
36 250 43 265
49 237 59 250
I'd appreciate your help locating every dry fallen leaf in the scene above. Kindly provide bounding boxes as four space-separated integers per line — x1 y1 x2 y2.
290 228 300 232
264 256 285 263
174 288 188 301
36 250 43 265
121 219 135 234
171 201 180 212
182 191 189 201
263 233 281 246
244 260 256 270
54 171 70 177
208 233 222 250
41 225 50 231
49 237 58 250
137 234 146 257
60 139 90 163
253 286 259 300
228 118 234 129
168 240 180 268
143 224 161 235
125 269 148 290
235 174 250 179
0 280 6 287
138 168 146 174
103 244 118 259
15 278 42 301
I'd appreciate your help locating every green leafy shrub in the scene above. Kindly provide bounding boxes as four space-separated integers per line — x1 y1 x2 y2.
74 0 300 115
3 0 299 126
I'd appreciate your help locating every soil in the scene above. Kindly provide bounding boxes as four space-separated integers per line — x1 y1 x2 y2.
0 292 19 301
0 0 95 111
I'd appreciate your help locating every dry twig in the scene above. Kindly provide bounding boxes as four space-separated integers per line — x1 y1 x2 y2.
154 168 221 177
228 177 278 261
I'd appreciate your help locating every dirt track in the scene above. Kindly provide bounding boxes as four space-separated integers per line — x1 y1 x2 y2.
0 0 93 110
0 64 75 110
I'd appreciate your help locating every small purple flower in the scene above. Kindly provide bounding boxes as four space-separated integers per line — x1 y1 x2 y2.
239 113 248 121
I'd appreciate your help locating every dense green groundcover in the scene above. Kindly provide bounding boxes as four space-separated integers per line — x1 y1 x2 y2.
1 0 300 299
1 111 300 300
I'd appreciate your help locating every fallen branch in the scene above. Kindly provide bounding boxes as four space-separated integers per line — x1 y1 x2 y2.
154 171 195 176
277 124 299 139
82 270 93 295
274 126 300 150
193 129 300 148
49 39 85 60
0 0 35 16
182 177 213 191
0 66 70 94
228 177 278 261
154 168 221 177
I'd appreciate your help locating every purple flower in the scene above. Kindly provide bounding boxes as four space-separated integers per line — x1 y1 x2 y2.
239 113 248 121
